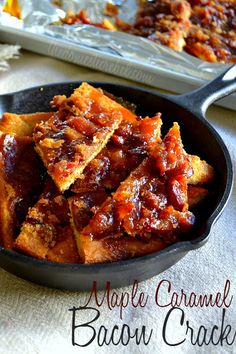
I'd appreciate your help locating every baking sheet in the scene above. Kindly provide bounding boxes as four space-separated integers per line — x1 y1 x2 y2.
0 0 235 110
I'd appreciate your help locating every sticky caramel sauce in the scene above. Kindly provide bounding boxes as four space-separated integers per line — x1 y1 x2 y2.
0 133 45 248
81 123 195 243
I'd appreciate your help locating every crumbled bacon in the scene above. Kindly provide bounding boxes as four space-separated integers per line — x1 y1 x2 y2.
129 0 236 62
59 0 236 63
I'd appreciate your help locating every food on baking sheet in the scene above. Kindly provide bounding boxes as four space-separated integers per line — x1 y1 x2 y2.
34 83 129 192
128 0 192 52
3 0 21 19
60 9 116 30
0 83 214 263
185 25 236 63
3 0 236 63
57 0 236 63
104 3 119 17
185 0 236 62
128 0 236 63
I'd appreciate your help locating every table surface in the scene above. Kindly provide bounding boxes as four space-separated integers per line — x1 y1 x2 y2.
0 50 235 354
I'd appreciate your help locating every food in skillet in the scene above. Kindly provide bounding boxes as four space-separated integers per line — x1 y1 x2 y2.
33 83 129 192
0 112 52 249
0 83 214 264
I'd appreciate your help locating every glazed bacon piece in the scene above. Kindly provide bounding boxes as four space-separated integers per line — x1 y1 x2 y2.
71 115 162 193
33 83 130 192
52 83 137 124
68 190 108 232
188 154 214 185
0 133 45 249
186 0 236 63
14 179 80 263
70 182 210 264
185 26 236 63
128 0 191 51
74 232 169 264
69 186 169 263
187 185 209 208
189 0 236 34
61 9 116 30
0 110 53 249
3 0 22 19
0 112 53 136
76 123 195 263
71 144 144 193
126 0 236 62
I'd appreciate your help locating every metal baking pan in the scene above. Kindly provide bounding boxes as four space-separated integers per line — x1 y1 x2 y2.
0 0 236 110
1 24 236 111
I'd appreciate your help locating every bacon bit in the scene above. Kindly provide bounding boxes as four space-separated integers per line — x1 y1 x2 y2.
61 9 116 30
104 3 119 17
3 0 21 19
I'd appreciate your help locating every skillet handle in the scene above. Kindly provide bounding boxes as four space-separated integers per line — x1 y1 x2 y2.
176 64 236 116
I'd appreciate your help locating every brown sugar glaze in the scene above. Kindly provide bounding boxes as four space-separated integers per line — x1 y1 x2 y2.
0 83 215 264
0 134 45 248
128 0 236 63
60 0 236 63
72 114 162 193
81 123 195 243
33 83 127 191
14 179 80 263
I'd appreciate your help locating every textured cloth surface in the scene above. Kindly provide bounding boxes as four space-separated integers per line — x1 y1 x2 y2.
0 44 20 71
0 51 235 354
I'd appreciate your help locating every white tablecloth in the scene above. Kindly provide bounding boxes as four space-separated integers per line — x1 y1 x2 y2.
0 50 235 354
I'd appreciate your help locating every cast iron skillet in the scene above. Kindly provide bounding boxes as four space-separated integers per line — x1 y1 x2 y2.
0 65 234 291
